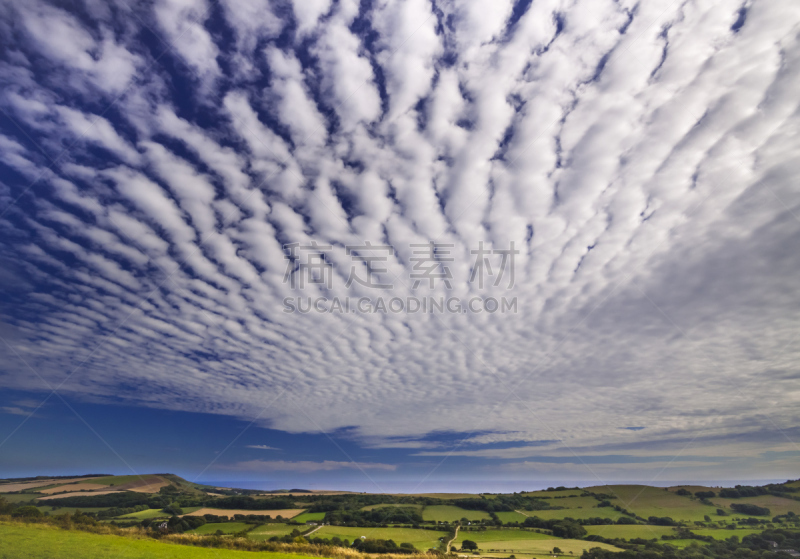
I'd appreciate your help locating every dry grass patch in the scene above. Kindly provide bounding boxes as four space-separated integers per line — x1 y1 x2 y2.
184 508 305 518
38 490 126 500
39 483 109 494
0 477 101 492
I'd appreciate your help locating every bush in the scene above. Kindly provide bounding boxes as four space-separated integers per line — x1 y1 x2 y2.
730 504 770 516
11 506 43 518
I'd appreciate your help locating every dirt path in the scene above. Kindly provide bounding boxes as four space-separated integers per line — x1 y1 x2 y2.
514 510 530 517
304 525 323 536
445 525 460 552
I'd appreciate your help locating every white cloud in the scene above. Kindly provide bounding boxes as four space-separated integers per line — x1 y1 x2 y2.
0 0 799 481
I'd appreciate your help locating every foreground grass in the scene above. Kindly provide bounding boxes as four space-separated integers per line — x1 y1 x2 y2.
0 522 311 559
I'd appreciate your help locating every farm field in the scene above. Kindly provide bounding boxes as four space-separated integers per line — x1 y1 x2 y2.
457 529 553 542
522 490 585 498
406 493 476 499
456 537 621 557
422 504 491 522
37 490 124 500
87 475 146 486
38 483 107 494
2 493 44 503
494 511 529 523
187 521 252 535
184 508 304 518
35 506 109 516
691 528 778 540
584 525 677 539
291 511 326 523
712 495 800 516
247 523 299 540
314 525 445 550
0 522 316 559
362 503 424 512
519 506 626 521
587 485 720 522
0 477 102 493
116 507 202 520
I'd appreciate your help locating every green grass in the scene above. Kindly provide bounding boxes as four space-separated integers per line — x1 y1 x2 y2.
713 495 800 517
456 529 553 542
108 506 202 520
690 528 770 540
37 507 109 516
248 523 302 541
85 475 143 486
522 490 585 498
0 522 317 559
115 509 170 520
457 536 620 556
291 512 325 523
587 485 720 522
314 525 444 550
187 522 252 535
422 505 490 522
1 493 41 504
584 525 676 540
495 511 530 523
361 504 424 512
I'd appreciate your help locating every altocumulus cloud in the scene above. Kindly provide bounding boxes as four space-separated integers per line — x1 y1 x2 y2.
0 0 799 480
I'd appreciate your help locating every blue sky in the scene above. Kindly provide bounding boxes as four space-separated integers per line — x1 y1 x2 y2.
0 0 799 491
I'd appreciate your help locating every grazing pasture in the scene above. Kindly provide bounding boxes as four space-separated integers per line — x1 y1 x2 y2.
584 525 677 539
456 534 621 556
292 512 327 523
187 522 252 535
713 495 799 516
183 507 304 518
422 505 490 522
494 511 530 523
587 485 720 522
39 483 108 494
37 490 125 500
248 523 299 540
314 525 444 550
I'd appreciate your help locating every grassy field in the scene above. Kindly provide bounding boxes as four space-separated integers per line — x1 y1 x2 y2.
84 475 145 486
587 485 720 522
248 523 300 540
36 506 109 516
292 511 326 523
314 525 444 550
0 522 316 559
422 505 490 522
453 528 622 557
494 511 530 523
361 504 424 512
522 490 585 498
114 507 202 520
456 529 553 542
584 525 676 540
518 507 627 522
1 493 42 503
187 521 252 535
713 495 800 516
690 528 771 540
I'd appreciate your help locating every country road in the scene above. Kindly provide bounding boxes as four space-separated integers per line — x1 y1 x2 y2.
304 525 323 536
445 525 460 552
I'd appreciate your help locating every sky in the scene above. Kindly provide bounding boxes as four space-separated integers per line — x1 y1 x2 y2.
0 0 799 492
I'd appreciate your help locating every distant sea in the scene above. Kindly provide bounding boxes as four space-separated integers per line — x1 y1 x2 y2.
200 479 789 493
